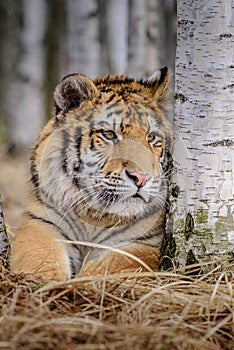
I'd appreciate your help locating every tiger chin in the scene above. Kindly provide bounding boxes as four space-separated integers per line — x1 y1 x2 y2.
10 68 173 281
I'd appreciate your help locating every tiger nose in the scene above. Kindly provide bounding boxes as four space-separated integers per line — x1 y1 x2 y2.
126 170 152 188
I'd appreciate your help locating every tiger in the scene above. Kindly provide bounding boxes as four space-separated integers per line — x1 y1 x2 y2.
10 67 173 281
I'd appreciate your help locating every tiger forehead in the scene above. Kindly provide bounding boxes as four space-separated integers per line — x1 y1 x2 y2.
94 75 156 108
100 102 152 131
94 75 145 94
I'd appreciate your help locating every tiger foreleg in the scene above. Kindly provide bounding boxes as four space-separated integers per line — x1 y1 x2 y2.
10 221 71 281
79 243 160 276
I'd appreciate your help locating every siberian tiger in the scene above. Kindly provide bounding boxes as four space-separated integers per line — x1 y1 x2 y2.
10 68 173 281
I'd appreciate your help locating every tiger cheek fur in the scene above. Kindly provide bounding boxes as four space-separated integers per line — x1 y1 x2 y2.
10 68 173 281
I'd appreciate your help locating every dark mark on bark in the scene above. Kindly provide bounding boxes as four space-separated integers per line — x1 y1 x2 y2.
223 84 234 90
174 93 188 103
185 212 194 241
219 33 232 40
186 250 200 275
204 139 234 147
160 231 177 270
171 185 179 198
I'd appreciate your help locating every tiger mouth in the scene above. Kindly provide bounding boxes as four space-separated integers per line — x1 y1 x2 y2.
98 189 148 206
132 193 147 202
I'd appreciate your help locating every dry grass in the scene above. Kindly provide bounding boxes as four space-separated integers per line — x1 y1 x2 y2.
1 150 233 349
0 255 233 350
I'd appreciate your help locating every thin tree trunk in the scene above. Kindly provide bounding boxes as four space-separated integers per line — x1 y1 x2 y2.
3 0 47 151
170 0 234 267
66 0 101 78
128 0 147 77
44 0 67 115
145 0 161 74
106 0 128 75
158 0 176 70
97 0 110 75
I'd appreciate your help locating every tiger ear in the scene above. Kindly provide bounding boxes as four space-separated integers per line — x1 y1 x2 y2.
141 67 170 108
54 73 98 114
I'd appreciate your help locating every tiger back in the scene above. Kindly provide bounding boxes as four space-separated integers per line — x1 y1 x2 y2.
10 68 173 280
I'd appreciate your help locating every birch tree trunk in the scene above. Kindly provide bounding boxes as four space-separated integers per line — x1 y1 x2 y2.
170 0 234 267
3 0 47 151
106 0 128 75
66 0 101 78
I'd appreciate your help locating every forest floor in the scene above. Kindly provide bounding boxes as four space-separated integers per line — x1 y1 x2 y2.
0 146 234 350
1 257 233 350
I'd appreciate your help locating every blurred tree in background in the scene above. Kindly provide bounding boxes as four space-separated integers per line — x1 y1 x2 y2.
0 0 176 152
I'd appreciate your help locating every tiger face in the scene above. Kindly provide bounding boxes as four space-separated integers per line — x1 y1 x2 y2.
59 103 170 220
11 68 173 280
42 68 173 223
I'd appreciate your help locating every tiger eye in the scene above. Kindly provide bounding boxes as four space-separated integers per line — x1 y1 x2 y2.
147 132 156 143
101 130 117 140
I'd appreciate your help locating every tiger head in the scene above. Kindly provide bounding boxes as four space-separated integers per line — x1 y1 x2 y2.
36 68 173 222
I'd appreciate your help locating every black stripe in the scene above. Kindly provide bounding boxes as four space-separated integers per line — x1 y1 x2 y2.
30 154 39 188
26 210 83 253
104 93 117 104
74 126 82 175
84 113 94 123
100 88 113 93
30 130 54 196
38 188 83 242
106 109 124 118
26 211 71 241
61 129 70 174
91 216 134 243
69 256 80 276
94 76 135 86
26 211 84 276
116 88 139 96
105 101 122 111
94 212 163 246
134 231 158 243
30 144 41 189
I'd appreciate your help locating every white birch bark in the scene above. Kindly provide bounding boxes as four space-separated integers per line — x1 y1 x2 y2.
5 0 47 151
172 0 234 267
128 0 147 77
66 0 100 78
106 0 128 75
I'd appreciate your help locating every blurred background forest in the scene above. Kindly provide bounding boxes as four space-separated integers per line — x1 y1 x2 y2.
0 0 176 228
0 0 176 151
